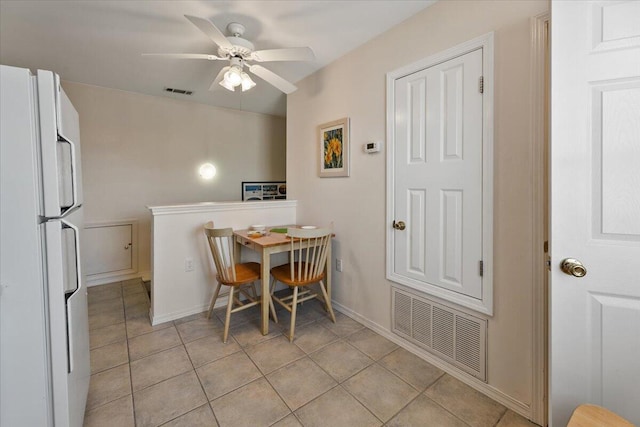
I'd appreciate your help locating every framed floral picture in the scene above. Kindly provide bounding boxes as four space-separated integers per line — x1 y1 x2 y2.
318 117 350 177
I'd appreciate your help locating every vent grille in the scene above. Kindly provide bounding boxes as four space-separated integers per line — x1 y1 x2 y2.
432 306 455 358
456 316 482 372
392 287 487 380
394 292 412 335
412 299 431 347
165 87 193 95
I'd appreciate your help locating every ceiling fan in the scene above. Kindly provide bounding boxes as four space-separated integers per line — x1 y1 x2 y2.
143 15 315 94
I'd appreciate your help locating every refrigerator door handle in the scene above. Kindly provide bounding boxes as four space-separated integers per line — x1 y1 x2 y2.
38 70 84 218
58 136 80 214
66 301 74 373
55 75 81 214
61 218 82 373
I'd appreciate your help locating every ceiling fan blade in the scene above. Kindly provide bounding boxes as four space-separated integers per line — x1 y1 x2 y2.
142 53 224 60
249 65 297 94
209 66 230 91
184 15 233 50
250 47 315 63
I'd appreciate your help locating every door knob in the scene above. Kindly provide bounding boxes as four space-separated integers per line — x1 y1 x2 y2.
393 220 406 231
560 258 587 277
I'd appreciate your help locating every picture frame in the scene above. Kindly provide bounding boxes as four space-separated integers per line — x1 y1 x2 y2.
318 117 350 177
241 181 286 201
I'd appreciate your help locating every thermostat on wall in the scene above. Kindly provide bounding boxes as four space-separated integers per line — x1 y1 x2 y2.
364 141 382 153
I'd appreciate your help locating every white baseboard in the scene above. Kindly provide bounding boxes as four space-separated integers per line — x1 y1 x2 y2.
87 270 150 287
331 300 534 422
149 283 288 325
151 303 209 325
150 295 233 325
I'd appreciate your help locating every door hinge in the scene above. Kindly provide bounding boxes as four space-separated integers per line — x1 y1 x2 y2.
479 76 484 94
479 260 484 276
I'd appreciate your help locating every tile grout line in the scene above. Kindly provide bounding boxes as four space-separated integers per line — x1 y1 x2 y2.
492 406 510 427
289 383 343 421
305 337 372 384
121 281 137 427
372 358 446 427
179 317 223 427
241 331 289 406
337 377 387 425
380 391 423 426
129 293 193 426
88 321 126 351
85 282 130 416
421 374 476 427
261 354 315 414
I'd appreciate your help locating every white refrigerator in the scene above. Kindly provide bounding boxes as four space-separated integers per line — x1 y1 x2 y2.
1 65 90 427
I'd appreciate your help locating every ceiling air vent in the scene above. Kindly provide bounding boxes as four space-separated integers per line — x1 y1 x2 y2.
164 87 193 96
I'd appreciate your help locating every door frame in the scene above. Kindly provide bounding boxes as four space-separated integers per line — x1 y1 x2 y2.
386 32 495 315
530 11 550 427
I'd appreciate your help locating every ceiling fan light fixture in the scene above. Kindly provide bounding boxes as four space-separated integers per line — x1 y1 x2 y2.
240 72 256 91
223 65 243 87
219 78 236 91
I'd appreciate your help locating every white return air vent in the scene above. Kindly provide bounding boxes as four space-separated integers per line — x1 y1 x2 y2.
392 287 487 381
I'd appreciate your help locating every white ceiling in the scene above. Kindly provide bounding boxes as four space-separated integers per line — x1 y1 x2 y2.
0 1 435 116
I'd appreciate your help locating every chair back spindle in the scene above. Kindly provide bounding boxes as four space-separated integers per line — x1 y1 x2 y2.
271 226 335 342
204 222 236 283
286 228 331 283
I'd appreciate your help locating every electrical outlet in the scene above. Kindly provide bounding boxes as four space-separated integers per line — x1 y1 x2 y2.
336 258 343 272
184 258 194 272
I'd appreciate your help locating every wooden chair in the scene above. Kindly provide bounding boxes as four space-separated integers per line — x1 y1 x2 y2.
204 222 277 343
270 227 336 342
567 404 634 427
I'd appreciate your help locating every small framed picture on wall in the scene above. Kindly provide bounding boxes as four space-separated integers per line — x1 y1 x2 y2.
318 117 350 177
241 181 286 201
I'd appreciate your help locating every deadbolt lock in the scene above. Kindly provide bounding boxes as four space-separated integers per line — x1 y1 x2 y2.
560 258 587 277
393 220 406 231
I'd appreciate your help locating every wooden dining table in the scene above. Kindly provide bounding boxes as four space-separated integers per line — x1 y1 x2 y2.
233 226 332 335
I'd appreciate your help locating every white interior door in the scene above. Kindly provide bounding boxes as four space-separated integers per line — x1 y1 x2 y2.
550 1 640 426
390 46 488 313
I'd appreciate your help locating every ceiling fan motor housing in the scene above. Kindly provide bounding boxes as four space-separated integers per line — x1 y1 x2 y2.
227 22 246 37
218 23 255 58
228 56 245 69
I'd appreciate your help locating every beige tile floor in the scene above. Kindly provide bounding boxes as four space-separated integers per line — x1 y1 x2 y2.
84 279 539 427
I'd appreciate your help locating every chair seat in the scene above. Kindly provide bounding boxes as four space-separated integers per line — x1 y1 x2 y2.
567 404 634 427
271 262 324 286
218 262 261 286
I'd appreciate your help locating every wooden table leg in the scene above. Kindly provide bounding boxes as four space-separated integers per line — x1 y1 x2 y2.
260 249 270 335
234 237 241 263
326 239 332 303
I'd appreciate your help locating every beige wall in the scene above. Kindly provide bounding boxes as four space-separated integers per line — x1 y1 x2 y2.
287 0 547 414
63 82 286 276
